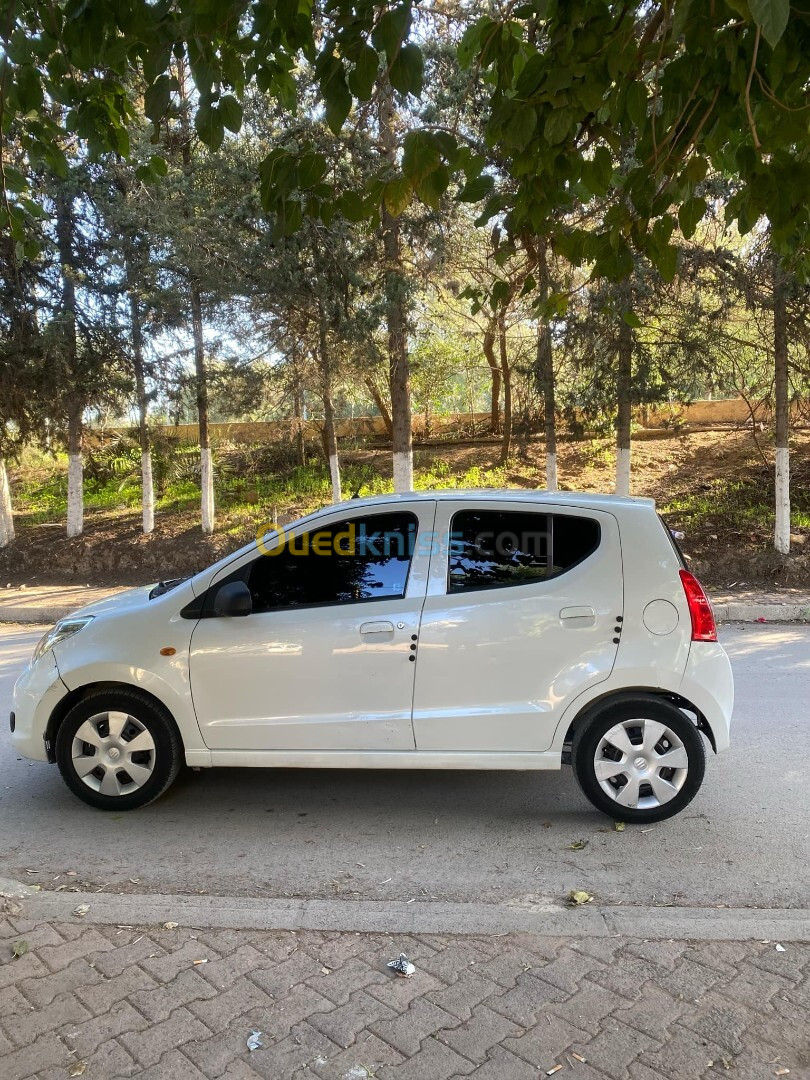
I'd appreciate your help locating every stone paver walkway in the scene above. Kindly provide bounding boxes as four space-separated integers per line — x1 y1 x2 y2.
0 914 806 1080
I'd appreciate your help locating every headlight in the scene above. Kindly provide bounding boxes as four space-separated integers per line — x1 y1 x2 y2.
32 617 94 664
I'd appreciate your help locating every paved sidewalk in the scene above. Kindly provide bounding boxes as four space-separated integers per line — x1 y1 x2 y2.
2 583 809 625
0 911 806 1080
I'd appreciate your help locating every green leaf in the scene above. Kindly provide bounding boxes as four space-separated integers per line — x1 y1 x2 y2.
402 130 441 182
144 75 172 124
348 44 379 100
372 4 412 59
622 311 642 328
383 175 413 216
749 0 790 46
652 242 679 281
678 195 707 239
3 166 27 193
490 279 510 308
338 191 367 222
416 165 449 209
135 154 168 184
457 174 495 202
389 43 423 96
319 56 351 135
194 103 225 150
15 65 43 112
297 151 328 189
219 94 243 133
543 108 572 146
626 81 647 129
503 103 537 151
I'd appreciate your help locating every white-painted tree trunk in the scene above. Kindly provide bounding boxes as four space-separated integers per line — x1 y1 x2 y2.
0 459 14 546
328 452 342 504
142 450 155 535
615 447 632 496
67 452 83 538
545 452 558 492
393 451 413 492
200 447 214 536
772 251 790 555
774 446 790 554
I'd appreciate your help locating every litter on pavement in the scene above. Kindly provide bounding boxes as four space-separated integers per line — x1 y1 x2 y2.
387 953 416 977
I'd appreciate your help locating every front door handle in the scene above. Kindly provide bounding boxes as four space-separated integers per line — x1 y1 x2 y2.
560 606 596 626
359 620 395 637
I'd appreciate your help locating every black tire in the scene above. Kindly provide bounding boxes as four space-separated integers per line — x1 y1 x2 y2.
572 695 706 823
55 688 182 811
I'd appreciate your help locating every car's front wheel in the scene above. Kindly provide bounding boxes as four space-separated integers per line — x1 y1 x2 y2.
572 696 706 823
55 689 182 810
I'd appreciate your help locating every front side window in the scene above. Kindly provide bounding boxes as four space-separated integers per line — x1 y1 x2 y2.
448 509 600 594
239 511 418 613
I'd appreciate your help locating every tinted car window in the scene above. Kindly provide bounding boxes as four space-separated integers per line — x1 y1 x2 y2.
448 509 600 594
241 511 418 613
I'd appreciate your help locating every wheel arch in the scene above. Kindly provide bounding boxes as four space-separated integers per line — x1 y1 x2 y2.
45 681 184 763
560 686 717 764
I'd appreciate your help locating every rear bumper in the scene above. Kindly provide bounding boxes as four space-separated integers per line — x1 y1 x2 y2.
10 653 67 762
679 641 734 752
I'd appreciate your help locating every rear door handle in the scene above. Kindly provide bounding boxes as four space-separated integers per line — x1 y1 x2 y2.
560 606 595 625
360 620 395 637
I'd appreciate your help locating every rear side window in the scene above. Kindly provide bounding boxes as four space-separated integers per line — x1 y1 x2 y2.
448 509 600 594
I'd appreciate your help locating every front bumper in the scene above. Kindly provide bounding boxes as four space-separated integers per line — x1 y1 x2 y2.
10 652 68 762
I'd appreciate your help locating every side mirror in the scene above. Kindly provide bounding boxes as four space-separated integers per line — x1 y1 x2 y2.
213 580 253 617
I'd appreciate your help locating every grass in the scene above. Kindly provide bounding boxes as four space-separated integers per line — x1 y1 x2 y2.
11 438 810 538
661 477 810 532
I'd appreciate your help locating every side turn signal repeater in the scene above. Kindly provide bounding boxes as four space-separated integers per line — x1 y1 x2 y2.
159 647 177 657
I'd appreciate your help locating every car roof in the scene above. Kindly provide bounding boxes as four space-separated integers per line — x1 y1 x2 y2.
330 489 655 512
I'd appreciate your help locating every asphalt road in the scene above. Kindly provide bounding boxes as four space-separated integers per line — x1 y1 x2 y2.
0 623 807 910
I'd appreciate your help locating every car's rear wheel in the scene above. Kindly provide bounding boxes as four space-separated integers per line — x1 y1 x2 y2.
55 689 182 810
572 696 706 823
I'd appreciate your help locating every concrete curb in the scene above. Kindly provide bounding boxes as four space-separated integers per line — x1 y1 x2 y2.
2 601 809 626
8 886 810 942
711 602 810 623
0 605 80 626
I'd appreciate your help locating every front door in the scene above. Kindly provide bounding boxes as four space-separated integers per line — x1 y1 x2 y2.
412 501 623 752
189 503 435 750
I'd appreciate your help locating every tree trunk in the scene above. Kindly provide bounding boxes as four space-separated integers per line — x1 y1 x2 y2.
66 402 83 538
378 74 413 491
318 300 341 503
364 376 394 440
0 459 14 546
773 252 790 554
127 257 154 534
293 381 306 466
55 186 83 537
322 391 342 504
177 58 213 535
535 241 557 490
190 280 214 534
615 317 633 496
498 311 513 465
483 320 501 434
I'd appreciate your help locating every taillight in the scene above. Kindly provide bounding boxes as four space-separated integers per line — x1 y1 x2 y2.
679 569 717 641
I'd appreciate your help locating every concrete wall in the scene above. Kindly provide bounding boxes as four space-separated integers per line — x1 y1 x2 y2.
93 399 807 447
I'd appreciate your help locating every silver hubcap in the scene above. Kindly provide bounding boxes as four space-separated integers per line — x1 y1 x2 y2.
594 718 689 810
71 711 156 797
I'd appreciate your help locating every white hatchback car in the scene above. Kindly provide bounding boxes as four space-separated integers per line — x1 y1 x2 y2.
11 491 732 822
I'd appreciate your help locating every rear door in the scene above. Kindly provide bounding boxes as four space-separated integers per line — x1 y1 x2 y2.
412 500 623 752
